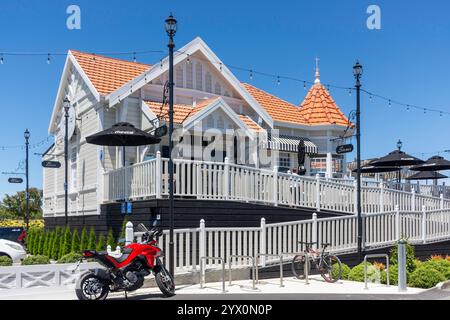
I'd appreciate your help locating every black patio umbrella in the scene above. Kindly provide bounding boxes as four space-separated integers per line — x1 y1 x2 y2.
352 165 399 174
410 155 450 172
370 150 425 167
297 139 306 176
371 150 425 187
406 171 448 181
86 122 161 167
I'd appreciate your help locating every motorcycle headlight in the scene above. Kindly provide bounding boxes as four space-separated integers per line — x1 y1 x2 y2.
5 242 24 251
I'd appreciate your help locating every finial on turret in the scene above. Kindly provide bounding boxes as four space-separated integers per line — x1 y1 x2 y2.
315 57 320 84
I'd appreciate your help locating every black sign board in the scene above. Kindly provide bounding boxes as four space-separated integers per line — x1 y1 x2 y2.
42 160 61 168
8 177 23 184
336 144 354 154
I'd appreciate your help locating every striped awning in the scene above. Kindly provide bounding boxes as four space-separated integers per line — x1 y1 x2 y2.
262 135 318 154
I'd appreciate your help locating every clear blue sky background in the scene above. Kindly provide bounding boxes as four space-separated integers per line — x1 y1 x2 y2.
0 0 449 197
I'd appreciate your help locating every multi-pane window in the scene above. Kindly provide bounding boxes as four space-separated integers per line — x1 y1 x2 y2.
176 65 184 88
278 152 291 169
195 62 203 91
186 62 193 89
205 72 212 93
214 82 221 95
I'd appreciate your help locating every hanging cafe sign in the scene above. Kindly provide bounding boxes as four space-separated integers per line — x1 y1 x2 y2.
8 177 23 184
42 160 61 168
336 144 354 154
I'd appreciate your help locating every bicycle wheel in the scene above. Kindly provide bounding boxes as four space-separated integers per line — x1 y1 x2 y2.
319 255 341 283
291 255 310 279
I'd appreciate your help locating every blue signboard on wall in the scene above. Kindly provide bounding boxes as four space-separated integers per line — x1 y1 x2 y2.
121 202 132 215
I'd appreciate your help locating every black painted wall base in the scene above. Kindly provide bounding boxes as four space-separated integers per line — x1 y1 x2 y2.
44 198 346 238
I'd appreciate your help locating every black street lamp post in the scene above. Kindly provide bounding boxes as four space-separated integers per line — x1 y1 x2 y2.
397 139 403 186
63 97 70 227
24 129 30 232
353 61 363 262
165 13 177 277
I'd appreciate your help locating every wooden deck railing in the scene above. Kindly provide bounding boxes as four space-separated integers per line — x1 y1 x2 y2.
103 151 450 214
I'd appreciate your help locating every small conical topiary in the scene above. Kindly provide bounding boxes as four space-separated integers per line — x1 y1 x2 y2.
106 229 116 249
60 226 72 259
51 227 62 260
44 231 54 257
120 217 128 240
87 227 96 250
96 234 106 251
71 229 80 253
80 227 88 252
38 230 46 255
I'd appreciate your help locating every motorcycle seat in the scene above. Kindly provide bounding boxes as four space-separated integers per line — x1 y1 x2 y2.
108 248 133 263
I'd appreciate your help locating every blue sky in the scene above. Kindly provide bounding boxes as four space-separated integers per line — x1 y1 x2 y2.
0 0 449 197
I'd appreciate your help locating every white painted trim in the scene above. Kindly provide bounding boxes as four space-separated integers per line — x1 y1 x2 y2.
182 97 255 139
106 37 274 127
48 52 101 134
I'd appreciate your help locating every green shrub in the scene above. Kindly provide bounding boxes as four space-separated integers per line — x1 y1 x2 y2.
25 228 35 253
349 262 380 282
96 234 106 251
422 259 450 279
38 230 46 255
58 252 83 264
409 266 446 289
87 227 96 250
71 229 80 253
381 264 399 285
80 227 88 252
390 241 416 274
51 227 62 260
107 229 116 249
21 255 50 266
59 226 72 259
45 231 54 258
332 263 350 280
0 256 13 266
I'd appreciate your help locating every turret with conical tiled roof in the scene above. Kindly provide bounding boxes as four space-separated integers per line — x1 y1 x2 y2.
298 60 351 126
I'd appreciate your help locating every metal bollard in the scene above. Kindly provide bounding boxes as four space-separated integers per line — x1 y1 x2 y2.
397 240 407 292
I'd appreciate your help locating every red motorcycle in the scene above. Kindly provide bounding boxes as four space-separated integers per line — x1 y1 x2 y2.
75 223 175 300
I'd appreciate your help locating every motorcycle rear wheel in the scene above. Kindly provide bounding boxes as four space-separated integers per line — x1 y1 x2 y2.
155 265 175 297
75 271 110 300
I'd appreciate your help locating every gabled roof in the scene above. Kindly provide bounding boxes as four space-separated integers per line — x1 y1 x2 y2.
70 50 151 95
299 83 350 126
238 115 264 133
144 101 196 124
242 83 308 126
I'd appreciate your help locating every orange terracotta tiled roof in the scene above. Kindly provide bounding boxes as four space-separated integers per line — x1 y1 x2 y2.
238 115 264 133
299 83 351 126
70 50 150 95
242 83 308 125
145 101 197 124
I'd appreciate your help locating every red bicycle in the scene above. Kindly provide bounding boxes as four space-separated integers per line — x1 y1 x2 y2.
291 242 342 283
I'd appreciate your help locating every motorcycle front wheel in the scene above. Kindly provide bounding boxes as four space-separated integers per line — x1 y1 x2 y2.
75 271 110 300
155 265 175 297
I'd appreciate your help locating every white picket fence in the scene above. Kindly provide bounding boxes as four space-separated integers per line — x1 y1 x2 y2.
130 206 450 273
103 152 450 214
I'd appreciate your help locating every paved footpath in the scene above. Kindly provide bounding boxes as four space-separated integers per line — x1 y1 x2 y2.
1 276 449 300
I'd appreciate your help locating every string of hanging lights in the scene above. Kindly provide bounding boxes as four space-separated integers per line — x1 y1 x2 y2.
0 48 449 117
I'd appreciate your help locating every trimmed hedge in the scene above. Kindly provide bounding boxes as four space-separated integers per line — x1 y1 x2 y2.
58 252 83 264
409 266 445 289
332 263 350 280
421 259 450 279
349 262 381 282
381 264 399 285
21 255 50 265
0 256 13 266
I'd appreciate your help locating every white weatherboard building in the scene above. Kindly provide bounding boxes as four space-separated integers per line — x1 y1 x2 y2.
43 37 352 218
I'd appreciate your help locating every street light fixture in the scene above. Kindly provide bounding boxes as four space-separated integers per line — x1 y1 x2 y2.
24 129 30 232
165 13 177 277
353 60 363 262
63 97 70 227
